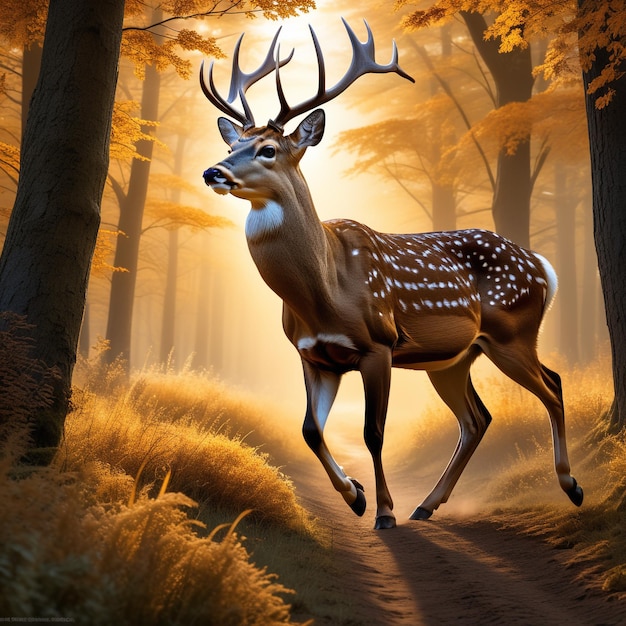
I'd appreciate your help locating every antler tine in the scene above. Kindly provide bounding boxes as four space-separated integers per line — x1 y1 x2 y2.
271 18 415 129
273 26 326 131
200 60 248 126
200 29 294 129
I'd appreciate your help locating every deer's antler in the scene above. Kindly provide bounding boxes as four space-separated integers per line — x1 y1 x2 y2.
270 18 415 130
200 19 414 131
200 29 293 129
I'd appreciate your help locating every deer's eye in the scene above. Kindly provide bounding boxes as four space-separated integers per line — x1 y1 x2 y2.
258 145 276 159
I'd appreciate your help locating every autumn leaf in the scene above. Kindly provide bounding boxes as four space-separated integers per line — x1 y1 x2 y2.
110 101 160 162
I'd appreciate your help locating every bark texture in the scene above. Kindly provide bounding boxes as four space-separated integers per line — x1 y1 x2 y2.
579 3 626 431
0 0 125 462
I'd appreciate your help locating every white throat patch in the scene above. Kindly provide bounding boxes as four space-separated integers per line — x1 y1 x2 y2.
245 200 284 241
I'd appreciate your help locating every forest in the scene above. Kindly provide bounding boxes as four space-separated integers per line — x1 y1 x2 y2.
1 0 626 623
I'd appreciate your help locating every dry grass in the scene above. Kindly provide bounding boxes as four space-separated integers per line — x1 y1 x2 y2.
59 384 312 534
125 368 307 465
0 457 301 624
0 340 320 623
395 352 626 593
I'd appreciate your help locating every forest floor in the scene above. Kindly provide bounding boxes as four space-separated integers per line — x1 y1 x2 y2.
286 431 626 625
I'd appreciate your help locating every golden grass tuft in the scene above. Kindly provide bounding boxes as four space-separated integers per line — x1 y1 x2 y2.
0 457 300 624
125 368 306 463
59 381 312 534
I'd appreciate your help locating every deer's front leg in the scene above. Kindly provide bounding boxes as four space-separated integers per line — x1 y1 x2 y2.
360 345 395 530
301 361 366 516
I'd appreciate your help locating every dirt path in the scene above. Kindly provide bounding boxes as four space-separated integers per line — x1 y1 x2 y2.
289 438 626 625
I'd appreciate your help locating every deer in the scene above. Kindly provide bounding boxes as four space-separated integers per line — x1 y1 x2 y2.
200 19 583 530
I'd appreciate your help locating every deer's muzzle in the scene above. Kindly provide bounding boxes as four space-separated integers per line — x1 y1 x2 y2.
203 167 237 195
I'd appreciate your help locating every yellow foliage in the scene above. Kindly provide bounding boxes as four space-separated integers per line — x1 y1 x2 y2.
91 229 128 277
120 1 315 78
121 29 223 80
399 0 626 107
145 199 234 230
110 100 159 162
453 89 587 160
336 95 461 188
0 0 47 48
245 0 316 20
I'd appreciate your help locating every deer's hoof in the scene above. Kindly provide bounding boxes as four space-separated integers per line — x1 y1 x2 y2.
348 477 366 517
409 506 433 521
566 478 584 507
374 515 396 530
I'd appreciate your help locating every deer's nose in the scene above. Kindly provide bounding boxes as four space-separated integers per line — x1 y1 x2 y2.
203 167 223 186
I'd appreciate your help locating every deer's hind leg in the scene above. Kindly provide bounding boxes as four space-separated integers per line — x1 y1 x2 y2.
410 346 491 520
479 338 583 507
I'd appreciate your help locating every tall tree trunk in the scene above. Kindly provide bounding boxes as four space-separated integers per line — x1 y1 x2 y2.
160 229 179 365
579 1 626 432
159 135 187 365
194 266 210 370
554 164 579 364
0 0 124 463
461 12 534 247
431 183 456 231
430 25 457 231
105 8 163 368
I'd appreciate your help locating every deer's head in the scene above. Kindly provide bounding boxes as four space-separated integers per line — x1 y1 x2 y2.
201 19 414 208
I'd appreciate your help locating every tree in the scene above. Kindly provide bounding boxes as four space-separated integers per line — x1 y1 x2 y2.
0 0 125 462
578 0 626 431
399 5 543 246
400 0 626 429
457 11 535 247
337 25 463 231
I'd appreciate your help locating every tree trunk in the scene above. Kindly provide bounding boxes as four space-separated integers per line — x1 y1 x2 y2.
431 182 456 231
194 266 210 370
159 135 186 365
0 0 124 463
579 2 626 432
105 13 162 368
554 164 579 364
461 11 534 247
160 229 179 365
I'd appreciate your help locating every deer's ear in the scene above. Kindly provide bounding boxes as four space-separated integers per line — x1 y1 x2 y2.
289 109 325 149
218 117 244 145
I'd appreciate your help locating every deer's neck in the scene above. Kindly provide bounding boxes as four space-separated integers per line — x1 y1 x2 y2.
245 172 334 318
